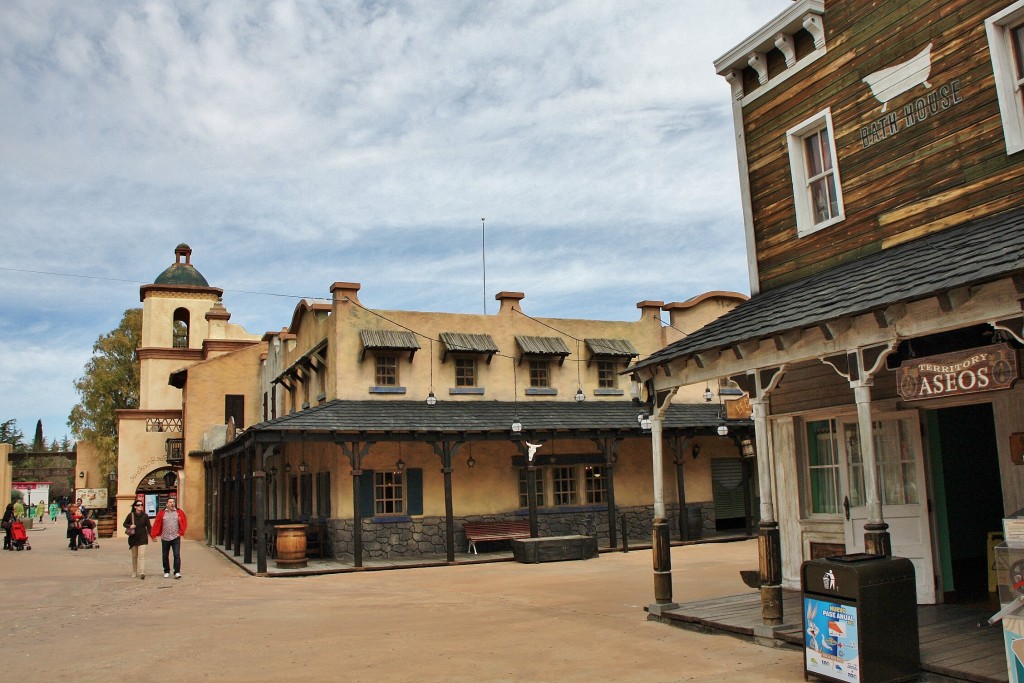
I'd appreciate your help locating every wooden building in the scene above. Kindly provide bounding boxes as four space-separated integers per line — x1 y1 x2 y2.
631 0 1024 611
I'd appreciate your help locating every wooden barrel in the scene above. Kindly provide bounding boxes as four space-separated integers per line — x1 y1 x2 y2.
275 524 308 568
96 515 116 538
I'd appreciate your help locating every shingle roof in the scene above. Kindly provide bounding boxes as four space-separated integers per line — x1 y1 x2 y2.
228 400 746 441
633 206 1024 372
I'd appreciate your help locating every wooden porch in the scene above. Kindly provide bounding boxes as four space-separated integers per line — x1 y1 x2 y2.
649 590 1007 683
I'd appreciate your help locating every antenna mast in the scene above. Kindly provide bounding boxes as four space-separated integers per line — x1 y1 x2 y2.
481 217 487 315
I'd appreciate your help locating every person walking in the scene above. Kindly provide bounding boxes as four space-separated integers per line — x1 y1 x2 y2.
151 498 187 579
2 504 14 550
123 500 152 579
35 501 46 524
13 499 24 520
48 500 59 524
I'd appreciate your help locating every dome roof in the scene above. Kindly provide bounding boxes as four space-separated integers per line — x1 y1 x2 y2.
153 244 210 287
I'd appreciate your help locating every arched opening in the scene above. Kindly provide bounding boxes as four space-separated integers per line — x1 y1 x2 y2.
134 467 180 516
172 308 190 348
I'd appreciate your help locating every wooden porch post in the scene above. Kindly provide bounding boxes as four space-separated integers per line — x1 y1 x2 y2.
339 441 370 568
853 382 891 556
243 446 254 565
752 396 783 626
254 444 268 574
430 440 461 563
665 434 691 542
592 437 622 548
650 387 678 607
233 452 243 557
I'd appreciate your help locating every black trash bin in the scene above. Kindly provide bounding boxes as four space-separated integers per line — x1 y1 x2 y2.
801 553 919 683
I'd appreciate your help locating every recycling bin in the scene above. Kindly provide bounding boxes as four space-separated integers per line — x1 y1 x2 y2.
801 553 919 683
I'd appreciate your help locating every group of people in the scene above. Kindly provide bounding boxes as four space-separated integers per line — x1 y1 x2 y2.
65 499 96 550
4 495 188 577
122 498 187 580
3 499 62 549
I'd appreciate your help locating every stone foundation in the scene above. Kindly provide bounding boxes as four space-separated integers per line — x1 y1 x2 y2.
325 502 721 560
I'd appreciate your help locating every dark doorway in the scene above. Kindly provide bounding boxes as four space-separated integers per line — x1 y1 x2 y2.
933 403 1003 601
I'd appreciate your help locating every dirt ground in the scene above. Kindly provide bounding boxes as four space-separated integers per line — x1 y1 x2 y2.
3 520 805 682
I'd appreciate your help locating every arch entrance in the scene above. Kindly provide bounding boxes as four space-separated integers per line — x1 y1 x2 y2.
134 467 179 515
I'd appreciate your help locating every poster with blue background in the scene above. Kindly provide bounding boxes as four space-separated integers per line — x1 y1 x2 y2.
804 596 860 682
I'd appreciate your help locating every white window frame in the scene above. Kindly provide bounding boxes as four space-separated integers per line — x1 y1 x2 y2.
986 1 1024 155
786 108 845 237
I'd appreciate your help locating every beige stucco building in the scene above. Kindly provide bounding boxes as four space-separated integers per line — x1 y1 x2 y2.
117 244 755 572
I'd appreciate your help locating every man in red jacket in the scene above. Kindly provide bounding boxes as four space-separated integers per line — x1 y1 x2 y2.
151 498 187 579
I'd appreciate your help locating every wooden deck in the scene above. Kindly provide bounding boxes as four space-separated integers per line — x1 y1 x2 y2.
650 590 1006 683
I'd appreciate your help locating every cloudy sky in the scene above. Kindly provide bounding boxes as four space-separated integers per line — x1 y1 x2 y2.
0 0 791 445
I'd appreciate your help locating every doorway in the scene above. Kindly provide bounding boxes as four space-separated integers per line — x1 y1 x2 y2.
928 403 1003 602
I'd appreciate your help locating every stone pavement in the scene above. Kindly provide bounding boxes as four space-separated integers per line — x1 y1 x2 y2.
2 519 807 682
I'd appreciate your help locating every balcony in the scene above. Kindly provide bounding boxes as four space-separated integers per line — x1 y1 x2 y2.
165 438 184 465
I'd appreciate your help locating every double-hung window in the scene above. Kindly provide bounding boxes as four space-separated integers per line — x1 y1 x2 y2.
375 354 398 386
528 360 550 388
454 357 476 387
787 108 845 236
986 1 1024 154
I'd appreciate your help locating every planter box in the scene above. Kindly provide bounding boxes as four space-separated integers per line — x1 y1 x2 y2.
511 535 598 564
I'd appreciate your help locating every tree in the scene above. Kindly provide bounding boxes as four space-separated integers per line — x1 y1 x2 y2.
0 419 26 451
68 308 142 474
32 419 44 451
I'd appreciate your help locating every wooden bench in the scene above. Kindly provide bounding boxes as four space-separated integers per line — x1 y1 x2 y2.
463 520 531 554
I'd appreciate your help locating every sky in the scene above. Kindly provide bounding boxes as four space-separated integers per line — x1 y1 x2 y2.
0 0 792 445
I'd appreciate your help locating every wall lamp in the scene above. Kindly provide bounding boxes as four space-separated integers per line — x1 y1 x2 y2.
637 412 652 432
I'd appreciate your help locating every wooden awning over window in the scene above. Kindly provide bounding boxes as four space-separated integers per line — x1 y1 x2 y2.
585 338 639 366
360 329 420 362
515 335 571 366
439 332 499 363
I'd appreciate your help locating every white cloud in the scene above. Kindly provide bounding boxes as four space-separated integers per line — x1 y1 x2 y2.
0 0 791 435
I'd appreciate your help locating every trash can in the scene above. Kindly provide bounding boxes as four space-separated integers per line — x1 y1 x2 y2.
991 543 1024 682
801 553 919 683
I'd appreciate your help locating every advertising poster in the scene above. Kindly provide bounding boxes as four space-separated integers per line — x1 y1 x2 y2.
145 495 159 517
1003 616 1024 683
804 597 860 682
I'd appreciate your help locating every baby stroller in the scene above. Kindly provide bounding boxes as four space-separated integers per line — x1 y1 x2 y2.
10 521 31 551
80 519 99 549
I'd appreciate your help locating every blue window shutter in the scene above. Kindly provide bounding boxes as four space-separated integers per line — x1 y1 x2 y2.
359 470 375 518
407 468 423 515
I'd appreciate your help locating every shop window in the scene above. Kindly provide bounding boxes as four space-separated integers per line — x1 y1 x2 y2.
584 466 607 504
358 469 423 517
805 419 841 515
552 466 577 506
517 469 545 508
787 108 845 236
986 2 1024 154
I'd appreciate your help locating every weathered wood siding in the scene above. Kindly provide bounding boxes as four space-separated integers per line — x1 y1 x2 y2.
768 359 898 414
743 0 1024 291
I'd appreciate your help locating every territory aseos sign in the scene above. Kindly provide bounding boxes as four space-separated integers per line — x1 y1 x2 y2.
897 343 1018 401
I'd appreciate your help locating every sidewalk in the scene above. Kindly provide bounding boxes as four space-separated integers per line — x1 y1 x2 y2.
3 520 808 682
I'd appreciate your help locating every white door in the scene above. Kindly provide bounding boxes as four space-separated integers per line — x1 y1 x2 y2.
840 412 936 603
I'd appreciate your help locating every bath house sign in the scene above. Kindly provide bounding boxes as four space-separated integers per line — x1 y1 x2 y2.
859 42 964 149
897 344 1018 401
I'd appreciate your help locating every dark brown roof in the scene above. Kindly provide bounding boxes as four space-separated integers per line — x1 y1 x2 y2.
633 206 1024 372
214 399 749 452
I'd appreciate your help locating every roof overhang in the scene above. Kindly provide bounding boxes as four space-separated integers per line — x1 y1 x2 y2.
630 207 1024 389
